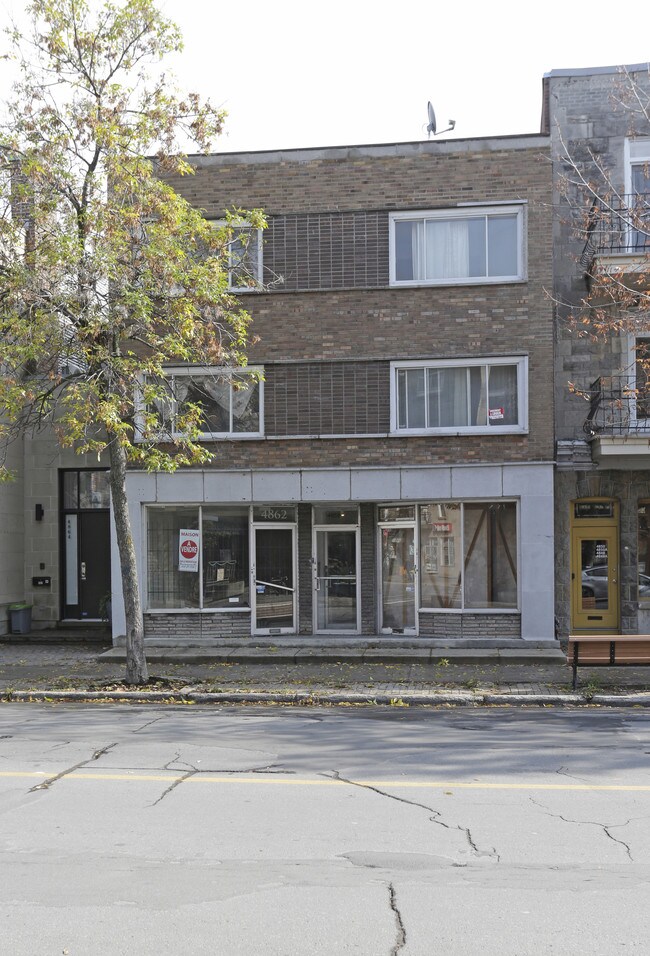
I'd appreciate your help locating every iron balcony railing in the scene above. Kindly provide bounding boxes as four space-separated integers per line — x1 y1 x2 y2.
580 193 650 263
584 375 650 436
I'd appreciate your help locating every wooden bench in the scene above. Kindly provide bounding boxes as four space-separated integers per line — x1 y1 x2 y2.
568 635 650 690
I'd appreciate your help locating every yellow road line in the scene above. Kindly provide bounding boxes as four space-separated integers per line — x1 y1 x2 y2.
1 770 650 791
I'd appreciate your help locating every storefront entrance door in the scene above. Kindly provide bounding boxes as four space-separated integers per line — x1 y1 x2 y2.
252 526 296 633
314 528 359 632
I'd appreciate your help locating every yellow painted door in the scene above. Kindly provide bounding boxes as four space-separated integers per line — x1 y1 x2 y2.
570 525 619 632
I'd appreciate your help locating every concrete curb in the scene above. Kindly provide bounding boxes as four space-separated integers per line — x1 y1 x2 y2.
3 688 650 707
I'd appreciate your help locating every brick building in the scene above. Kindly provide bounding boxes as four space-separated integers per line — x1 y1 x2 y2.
545 64 650 638
110 133 556 643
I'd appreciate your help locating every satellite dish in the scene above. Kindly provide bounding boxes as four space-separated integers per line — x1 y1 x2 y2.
426 102 456 138
427 102 436 136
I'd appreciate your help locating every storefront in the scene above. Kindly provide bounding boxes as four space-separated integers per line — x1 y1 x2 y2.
111 464 555 643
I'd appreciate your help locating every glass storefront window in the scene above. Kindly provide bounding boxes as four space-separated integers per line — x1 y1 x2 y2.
202 508 250 608
464 503 517 609
638 502 650 605
378 506 415 523
420 503 462 609
313 506 359 525
147 508 200 609
419 501 517 610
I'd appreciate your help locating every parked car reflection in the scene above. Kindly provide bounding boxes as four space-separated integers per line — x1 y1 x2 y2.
583 567 650 605
582 565 608 599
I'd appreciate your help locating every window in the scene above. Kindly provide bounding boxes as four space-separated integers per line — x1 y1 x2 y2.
625 139 650 251
213 221 263 290
638 502 650 606
419 502 518 611
389 205 524 286
147 506 250 610
140 367 263 440
391 357 527 434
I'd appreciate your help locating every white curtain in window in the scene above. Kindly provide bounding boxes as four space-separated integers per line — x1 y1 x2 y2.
426 220 470 280
199 375 232 412
410 222 422 280
435 368 469 427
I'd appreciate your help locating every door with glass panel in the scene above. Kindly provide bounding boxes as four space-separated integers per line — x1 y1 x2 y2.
252 525 296 633
571 524 619 632
378 507 417 633
313 508 360 633
570 499 619 633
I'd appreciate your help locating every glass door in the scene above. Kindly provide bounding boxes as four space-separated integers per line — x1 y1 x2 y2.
380 523 417 633
252 526 296 633
570 526 619 632
314 528 359 632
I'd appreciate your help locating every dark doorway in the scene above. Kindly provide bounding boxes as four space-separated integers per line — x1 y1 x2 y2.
60 470 111 619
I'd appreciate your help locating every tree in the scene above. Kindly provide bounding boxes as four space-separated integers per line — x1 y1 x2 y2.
0 0 264 683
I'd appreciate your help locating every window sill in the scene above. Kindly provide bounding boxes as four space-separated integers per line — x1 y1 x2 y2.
389 276 526 289
145 607 252 614
419 607 519 614
390 427 528 437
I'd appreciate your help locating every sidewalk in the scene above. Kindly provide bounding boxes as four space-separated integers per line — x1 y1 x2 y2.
1 635 650 706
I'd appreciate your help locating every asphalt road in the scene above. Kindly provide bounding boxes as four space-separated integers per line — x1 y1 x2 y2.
1 704 650 955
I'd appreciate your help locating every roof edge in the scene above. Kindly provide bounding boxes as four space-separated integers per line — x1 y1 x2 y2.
176 133 549 167
544 62 650 79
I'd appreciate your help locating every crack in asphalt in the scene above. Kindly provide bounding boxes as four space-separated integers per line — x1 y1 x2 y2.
555 765 589 784
529 797 635 861
161 752 293 775
324 771 499 862
150 770 197 806
29 742 118 792
133 716 166 734
388 882 406 955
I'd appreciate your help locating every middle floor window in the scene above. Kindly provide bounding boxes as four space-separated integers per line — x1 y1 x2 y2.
139 366 263 440
390 357 527 434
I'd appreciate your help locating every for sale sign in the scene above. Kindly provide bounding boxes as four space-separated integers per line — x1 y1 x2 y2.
178 529 200 572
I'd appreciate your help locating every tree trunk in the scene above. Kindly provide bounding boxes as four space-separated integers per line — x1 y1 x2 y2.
108 440 148 684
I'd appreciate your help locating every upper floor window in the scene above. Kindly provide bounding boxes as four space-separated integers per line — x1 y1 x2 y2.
212 221 263 291
390 356 527 434
625 139 650 251
389 205 525 286
140 367 263 440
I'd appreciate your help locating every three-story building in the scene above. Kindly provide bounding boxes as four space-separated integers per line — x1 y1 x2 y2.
110 134 555 644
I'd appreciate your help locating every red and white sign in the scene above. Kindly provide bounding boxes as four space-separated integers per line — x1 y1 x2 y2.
178 529 200 572
432 522 452 533
489 407 504 421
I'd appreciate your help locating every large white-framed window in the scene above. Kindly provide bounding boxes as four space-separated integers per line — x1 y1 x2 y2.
138 366 264 440
213 220 263 291
390 356 528 435
389 205 525 286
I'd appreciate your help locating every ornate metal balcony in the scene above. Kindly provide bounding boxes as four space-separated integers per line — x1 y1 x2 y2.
581 193 650 263
584 375 650 436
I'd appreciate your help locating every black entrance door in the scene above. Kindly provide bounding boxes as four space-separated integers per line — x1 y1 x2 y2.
61 470 111 619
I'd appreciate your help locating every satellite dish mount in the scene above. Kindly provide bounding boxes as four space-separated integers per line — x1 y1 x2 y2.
427 102 456 138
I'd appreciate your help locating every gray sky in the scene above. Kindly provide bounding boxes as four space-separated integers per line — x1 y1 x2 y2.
2 0 649 152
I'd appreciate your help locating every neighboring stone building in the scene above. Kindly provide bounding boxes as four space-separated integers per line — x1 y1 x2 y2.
545 64 650 638
0 436 25 634
110 133 556 643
